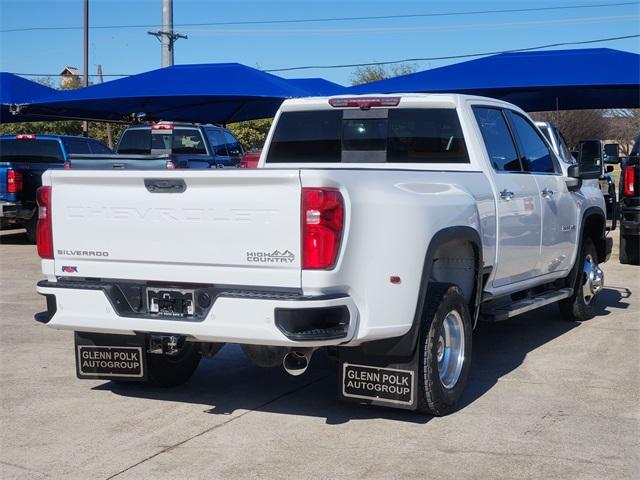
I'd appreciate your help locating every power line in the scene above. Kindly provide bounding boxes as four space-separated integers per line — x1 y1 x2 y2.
184 14 638 35
263 34 640 72
1 1 637 33
9 33 640 78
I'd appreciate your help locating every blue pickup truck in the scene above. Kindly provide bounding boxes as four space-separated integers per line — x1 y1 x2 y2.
0 133 112 242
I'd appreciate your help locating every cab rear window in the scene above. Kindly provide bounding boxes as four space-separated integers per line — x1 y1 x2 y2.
266 108 469 164
117 128 206 154
0 139 64 163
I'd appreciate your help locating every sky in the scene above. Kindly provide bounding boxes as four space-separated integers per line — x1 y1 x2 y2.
0 0 639 86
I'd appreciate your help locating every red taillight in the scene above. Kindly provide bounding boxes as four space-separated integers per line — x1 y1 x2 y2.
36 186 53 259
15 134 35 140
152 123 173 130
302 188 344 269
7 170 23 193
329 97 400 110
623 166 636 196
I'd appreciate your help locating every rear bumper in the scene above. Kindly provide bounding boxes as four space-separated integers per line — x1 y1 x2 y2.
0 201 19 219
0 201 33 220
36 280 359 347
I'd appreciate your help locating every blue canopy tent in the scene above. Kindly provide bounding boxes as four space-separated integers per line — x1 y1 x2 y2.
0 72 58 122
287 78 348 96
349 48 640 111
17 63 316 124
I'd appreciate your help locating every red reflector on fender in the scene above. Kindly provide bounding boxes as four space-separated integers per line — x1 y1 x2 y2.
302 188 344 269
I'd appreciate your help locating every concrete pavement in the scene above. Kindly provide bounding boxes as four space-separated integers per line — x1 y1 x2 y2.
1 228 638 479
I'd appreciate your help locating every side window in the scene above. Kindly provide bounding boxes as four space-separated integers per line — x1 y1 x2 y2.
0 139 64 163
473 107 523 172
117 129 151 154
506 111 557 173
89 140 112 154
172 129 207 154
205 129 228 156
63 139 92 154
224 131 243 157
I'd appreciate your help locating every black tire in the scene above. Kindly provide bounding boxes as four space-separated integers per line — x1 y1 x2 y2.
416 283 472 416
25 212 37 244
619 233 639 265
146 341 201 387
559 238 602 322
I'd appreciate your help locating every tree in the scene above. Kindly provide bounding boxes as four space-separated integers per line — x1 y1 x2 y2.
350 63 418 86
530 110 609 149
530 109 639 154
227 119 272 150
605 109 639 156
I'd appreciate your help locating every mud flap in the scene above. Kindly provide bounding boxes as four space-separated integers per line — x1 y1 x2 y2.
338 348 420 411
75 332 147 381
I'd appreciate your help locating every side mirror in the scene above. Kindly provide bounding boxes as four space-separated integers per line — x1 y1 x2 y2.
565 164 581 191
578 140 603 178
604 143 619 157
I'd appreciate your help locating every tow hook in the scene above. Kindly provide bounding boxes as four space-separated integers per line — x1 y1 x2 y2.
148 335 182 355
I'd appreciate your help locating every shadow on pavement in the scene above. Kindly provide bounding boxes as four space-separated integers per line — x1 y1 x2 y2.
594 286 632 315
95 287 631 424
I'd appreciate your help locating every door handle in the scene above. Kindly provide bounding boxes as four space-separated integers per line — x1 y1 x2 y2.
500 189 515 201
112 163 125 169
541 188 554 198
144 178 187 193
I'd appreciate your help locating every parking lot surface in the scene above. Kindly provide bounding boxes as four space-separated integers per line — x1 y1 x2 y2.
1 228 638 480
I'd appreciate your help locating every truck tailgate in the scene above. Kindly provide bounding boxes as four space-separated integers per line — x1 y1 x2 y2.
49 169 302 288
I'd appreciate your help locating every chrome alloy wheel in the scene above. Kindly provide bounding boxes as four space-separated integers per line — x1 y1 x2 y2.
436 310 465 389
582 253 604 305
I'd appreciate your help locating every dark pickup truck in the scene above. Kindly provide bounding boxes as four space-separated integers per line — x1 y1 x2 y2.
0 134 112 241
619 135 640 265
116 123 244 168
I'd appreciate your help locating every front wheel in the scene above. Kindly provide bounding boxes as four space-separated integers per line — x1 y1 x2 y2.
559 238 603 322
416 283 472 416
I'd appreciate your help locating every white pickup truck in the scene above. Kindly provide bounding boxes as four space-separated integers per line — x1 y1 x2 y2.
35 94 611 416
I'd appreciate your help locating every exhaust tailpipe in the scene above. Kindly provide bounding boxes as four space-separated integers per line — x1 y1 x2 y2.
283 349 314 376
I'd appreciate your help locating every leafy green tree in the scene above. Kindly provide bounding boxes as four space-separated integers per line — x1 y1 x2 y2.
227 119 272 150
350 63 418 86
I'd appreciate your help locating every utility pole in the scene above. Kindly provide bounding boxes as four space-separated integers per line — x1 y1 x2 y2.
147 0 187 67
82 0 89 136
97 65 113 149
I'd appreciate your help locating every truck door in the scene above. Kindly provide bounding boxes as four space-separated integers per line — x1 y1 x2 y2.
473 107 542 287
204 127 232 166
506 111 577 274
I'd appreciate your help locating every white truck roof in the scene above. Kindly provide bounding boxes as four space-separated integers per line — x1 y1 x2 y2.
280 93 523 112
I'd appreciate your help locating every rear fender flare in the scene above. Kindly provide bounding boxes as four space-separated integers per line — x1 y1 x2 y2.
356 226 482 361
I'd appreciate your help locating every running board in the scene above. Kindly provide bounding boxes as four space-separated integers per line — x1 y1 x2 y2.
481 288 573 322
